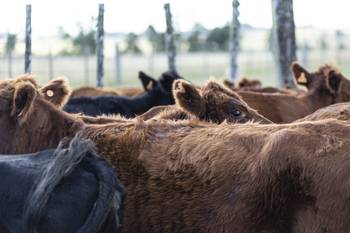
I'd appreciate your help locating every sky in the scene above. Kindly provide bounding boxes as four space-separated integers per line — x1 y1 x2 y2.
0 0 349 37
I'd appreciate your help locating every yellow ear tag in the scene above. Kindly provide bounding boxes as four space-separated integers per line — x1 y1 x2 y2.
146 81 153 91
46 90 54 97
298 72 307 84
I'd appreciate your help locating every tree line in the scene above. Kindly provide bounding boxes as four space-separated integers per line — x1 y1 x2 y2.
3 24 348 56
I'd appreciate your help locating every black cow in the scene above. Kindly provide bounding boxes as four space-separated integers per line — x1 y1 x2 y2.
0 136 126 233
64 71 182 117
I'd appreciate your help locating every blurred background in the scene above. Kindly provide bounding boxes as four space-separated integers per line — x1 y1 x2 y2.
0 0 349 88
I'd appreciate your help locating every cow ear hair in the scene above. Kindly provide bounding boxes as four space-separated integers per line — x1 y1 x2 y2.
173 80 206 117
326 70 342 94
11 82 37 124
291 62 311 87
39 76 72 108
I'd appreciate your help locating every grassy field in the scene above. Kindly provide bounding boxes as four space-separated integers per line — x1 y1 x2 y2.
1 51 350 88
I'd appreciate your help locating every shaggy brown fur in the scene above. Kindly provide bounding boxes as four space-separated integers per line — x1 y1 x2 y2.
297 102 350 122
238 62 350 123
76 114 134 124
140 80 272 123
39 77 72 108
71 86 143 98
3 77 350 232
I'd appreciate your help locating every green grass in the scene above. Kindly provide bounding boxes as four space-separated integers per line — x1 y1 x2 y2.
1 52 350 88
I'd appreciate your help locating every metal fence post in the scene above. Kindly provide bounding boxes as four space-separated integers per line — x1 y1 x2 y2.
96 3 104 87
230 0 240 81
25 4 32 74
164 3 176 72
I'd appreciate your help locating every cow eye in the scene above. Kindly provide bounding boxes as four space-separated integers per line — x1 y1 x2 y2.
231 109 241 117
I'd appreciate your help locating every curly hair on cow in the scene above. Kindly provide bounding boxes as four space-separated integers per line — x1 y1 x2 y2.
140 79 272 124
4 74 350 232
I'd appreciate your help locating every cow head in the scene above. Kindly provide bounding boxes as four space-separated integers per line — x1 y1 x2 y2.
0 75 81 154
39 77 72 109
158 70 182 94
138 71 157 92
237 77 262 89
173 79 272 123
138 70 182 105
291 62 350 104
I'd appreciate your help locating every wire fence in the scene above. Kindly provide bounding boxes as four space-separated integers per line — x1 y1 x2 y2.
1 48 350 88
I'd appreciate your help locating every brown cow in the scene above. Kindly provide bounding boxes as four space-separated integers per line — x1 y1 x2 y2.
225 77 262 89
70 71 157 98
223 78 262 90
297 102 350 122
70 86 144 97
237 62 350 123
44 77 271 125
3 75 350 232
223 78 297 94
140 79 272 123
237 77 262 89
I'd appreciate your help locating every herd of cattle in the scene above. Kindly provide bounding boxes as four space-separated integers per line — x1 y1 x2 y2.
2 61 350 232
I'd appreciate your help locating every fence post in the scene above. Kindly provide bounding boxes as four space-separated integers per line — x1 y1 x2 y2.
164 3 176 72
48 50 53 80
271 0 297 87
25 4 32 74
230 0 240 81
96 3 104 87
115 44 121 85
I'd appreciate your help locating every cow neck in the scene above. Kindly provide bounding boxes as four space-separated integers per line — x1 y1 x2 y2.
78 122 147 178
10 101 84 154
125 87 161 115
300 88 334 113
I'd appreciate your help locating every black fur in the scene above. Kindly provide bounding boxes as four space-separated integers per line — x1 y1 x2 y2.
64 71 182 117
0 136 125 233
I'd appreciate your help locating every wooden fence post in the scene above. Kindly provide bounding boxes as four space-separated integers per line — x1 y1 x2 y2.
271 0 297 87
25 4 32 74
230 0 240 81
96 3 104 87
164 3 176 72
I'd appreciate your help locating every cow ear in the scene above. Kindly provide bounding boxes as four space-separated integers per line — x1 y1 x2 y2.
326 70 342 94
40 76 72 109
11 82 37 123
138 71 156 92
291 62 311 87
173 80 205 117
